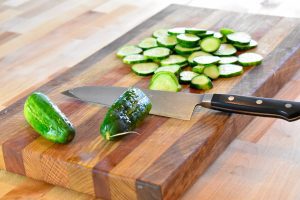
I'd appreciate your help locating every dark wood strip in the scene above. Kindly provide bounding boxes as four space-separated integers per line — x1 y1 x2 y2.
0 32 19 45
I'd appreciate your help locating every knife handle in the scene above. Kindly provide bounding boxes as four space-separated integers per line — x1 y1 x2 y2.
202 94 300 121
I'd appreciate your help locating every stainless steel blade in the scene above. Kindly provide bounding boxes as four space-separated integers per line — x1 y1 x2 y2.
62 86 205 120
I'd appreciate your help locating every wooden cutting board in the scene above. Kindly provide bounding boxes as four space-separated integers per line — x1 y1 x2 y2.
0 4 299 200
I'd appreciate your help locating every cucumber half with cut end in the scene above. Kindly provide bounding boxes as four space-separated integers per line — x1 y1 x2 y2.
149 71 181 92
213 44 237 56
177 33 200 47
238 52 263 66
203 64 219 79
143 47 170 61
131 62 159 76
174 44 201 55
188 51 212 66
190 75 213 90
100 88 152 141
117 45 143 58
185 28 206 35
192 65 205 74
123 54 147 64
227 32 251 45
194 55 220 66
152 29 169 38
168 27 186 35
219 64 244 77
179 71 199 84
233 39 257 50
200 37 221 53
154 65 181 75
138 37 158 50
157 35 177 49
218 56 238 64
161 55 187 66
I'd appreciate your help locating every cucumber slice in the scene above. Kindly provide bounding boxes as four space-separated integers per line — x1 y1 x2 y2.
117 45 143 58
213 32 223 39
194 55 220 66
168 27 186 35
174 44 201 55
198 30 214 38
185 28 206 34
177 33 200 47
143 47 170 60
203 64 219 79
149 71 181 92
219 64 243 77
138 37 158 50
200 37 221 53
153 29 169 38
213 44 237 56
190 75 213 90
218 56 238 64
123 54 147 64
188 51 212 66
227 32 251 45
233 39 258 50
157 35 177 49
192 65 205 74
154 65 181 75
219 28 235 36
131 62 159 76
179 71 199 84
238 52 263 66
161 55 187 66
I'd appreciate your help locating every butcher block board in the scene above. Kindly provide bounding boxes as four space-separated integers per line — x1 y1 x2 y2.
0 4 299 200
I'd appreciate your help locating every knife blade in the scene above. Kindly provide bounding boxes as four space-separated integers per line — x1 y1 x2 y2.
62 86 300 121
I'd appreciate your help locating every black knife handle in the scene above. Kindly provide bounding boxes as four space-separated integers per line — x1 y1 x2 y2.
203 94 300 121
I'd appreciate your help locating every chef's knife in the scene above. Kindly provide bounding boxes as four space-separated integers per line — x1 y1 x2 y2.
62 86 300 121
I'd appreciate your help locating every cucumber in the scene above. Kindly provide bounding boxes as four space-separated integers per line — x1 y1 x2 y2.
179 71 199 84
154 65 181 75
192 65 205 74
161 55 187 66
100 88 151 141
123 54 147 64
177 33 200 47
213 44 237 56
185 28 206 35
218 56 238 64
168 27 186 35
219 64 244 77
219 28 235 36
233 39 257 50
152 29 169 38
117 45 143 58
203 64 219 79
200 37 221 53
149 71 181 92
194 55 220 66
138 37 158 50
198 30 214 38
157 35 177 49
238 52 263 66
143 47 170 61
190 75 213 90
174 44 201 55
227 32 251 45
24 92 75 144
213 32 223 39
131 62 159 76
188 51 212 66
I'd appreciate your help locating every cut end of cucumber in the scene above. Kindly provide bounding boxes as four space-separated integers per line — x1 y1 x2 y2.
168 27 186 35
123 54 147 64
188 51 212 65
161 55 187 66
143 47 170 60
117 45 143 58
238 52 263 66
200 37 221 53
149 71 181 92
213 44 237 56
194 55 220 65
157 35 177 49
179 71 199 84
190 75 213 90
219 64 244 77
218 56 238 64
138 37 158 50
152 29 169 38
131 62 159 76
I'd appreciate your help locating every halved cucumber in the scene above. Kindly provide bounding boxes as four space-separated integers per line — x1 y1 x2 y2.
188 51 212 66
198 30 214 38
227 32 251 45
177 33 200 47
213 44 237 56
218 56 238 64
131 62 159 76
194 55 220 66
219 28 235 36
233 39 257 50
238 52 263 66
154 65 181 75
117 45 143 58
168 27 186 35
161 55 187 66
203 64 219 79
200 37 221 53
143 47 170 61
123 54 147 64
219 64 244 77
157 35 177 49
174 44 201 55
149 71 181 92
192 65 205 74
138 37 158 50
179 71 199 84
185 28 206 35
190 75 213 90
152 29 169 38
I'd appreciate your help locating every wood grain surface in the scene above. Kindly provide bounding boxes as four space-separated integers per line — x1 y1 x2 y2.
0 2 300 200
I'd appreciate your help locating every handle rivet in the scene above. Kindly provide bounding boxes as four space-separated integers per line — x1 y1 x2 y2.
256 100 263 104
285 103 292 108
228 96 235 101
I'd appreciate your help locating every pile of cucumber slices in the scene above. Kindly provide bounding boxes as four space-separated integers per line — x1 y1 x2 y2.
116 27 263 92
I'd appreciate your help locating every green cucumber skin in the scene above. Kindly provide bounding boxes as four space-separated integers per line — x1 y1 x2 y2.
100 88 152 141
24 92 75 144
